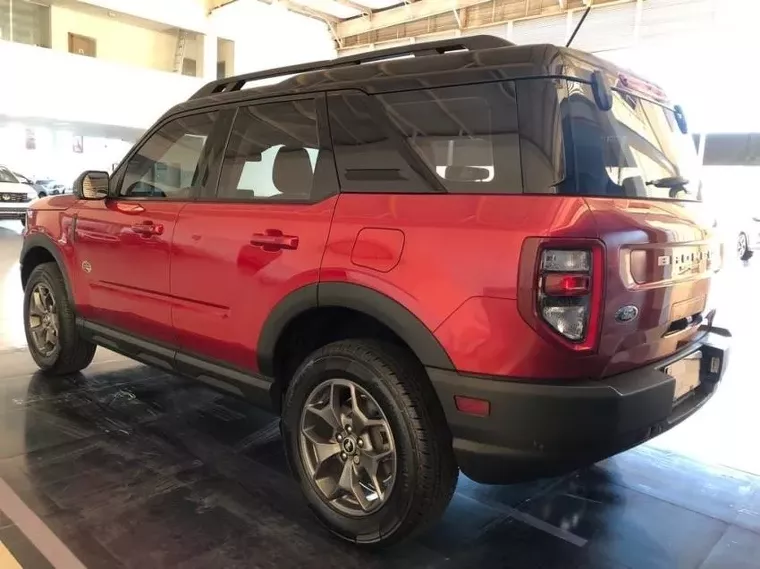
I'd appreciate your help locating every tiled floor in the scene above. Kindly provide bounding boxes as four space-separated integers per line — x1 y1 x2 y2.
1 220 759 568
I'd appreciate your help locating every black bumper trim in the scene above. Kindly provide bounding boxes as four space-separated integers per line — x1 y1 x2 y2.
428 329 731 484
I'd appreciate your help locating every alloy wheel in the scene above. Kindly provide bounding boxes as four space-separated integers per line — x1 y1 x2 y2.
738 233 748 259
28 282 59 357
299 378 397 516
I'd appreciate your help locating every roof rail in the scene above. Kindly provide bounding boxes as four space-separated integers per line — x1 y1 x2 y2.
190 35 513 100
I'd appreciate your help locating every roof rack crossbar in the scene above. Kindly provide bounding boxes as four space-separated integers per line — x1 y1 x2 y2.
190 35 513 100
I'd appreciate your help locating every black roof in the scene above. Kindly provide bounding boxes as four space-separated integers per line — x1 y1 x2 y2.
167 35 631 118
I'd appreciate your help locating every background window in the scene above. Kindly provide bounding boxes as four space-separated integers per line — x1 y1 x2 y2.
120 112 218 199
217 99 323 201
376 82 522 194
0 0 51 47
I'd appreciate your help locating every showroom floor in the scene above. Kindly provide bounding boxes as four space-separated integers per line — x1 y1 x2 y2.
1 220 759 569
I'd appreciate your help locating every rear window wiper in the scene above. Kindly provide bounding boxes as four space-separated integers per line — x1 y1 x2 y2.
646 176 689 188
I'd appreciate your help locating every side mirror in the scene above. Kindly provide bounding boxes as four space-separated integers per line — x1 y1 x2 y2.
591 70 613 112
73 170 109 200
674 104 689 134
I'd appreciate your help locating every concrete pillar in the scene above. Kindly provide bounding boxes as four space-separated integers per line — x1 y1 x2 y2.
203 32 218 82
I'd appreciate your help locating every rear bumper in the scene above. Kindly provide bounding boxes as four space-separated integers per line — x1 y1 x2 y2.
428 329 731 484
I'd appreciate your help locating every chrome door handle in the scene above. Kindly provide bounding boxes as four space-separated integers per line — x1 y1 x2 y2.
131 221 164 236
250 230 299 251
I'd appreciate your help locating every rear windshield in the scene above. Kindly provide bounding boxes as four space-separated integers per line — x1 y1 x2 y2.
560 82 700 201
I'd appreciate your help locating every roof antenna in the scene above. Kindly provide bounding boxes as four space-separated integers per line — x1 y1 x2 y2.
566 3 593 47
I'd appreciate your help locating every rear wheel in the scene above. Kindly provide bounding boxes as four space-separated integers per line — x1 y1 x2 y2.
24 262 96 374
282 339 458 547
738 232 751 261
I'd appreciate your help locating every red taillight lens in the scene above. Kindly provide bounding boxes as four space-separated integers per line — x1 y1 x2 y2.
539 249 595 344
543 274 591 296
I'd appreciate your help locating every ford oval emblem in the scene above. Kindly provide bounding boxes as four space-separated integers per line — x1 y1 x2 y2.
615 305 639 323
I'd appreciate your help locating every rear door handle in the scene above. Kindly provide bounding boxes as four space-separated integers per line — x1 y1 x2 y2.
250 230 299 251
131 221 164 236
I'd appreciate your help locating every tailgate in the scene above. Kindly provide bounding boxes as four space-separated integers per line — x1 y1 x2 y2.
587 197 722 377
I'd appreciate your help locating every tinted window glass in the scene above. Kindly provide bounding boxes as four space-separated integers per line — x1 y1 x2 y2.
377 82 522 194
328 92 434 194
559 81 700 201
120 112 218 199
0 167 18 183
217 99 327 201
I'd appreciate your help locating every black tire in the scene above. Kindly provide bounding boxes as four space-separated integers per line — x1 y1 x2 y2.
23 262 96 375
739 233 753 261
38 192 46 198
282 339 458 547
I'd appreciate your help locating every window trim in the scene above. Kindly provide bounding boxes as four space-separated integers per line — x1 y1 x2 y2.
204 92 339 205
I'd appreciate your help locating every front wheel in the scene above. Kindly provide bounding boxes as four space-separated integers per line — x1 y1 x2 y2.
24 262 96 374
282 340 458 547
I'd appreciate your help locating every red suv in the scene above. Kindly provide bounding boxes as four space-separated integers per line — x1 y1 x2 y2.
20 36 730 546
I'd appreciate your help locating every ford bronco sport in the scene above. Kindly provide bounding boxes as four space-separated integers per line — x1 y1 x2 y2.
20 36 731 546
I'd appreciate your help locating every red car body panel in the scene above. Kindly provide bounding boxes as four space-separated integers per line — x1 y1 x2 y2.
169 198 337 371
26 188 720 382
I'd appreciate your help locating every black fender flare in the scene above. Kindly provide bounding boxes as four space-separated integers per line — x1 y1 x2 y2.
257 282 454 377
20 233 74 305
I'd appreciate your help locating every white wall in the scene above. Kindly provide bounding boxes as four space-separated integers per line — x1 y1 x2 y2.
0 39 203 129
76 0 210 34
51 6 179 73
210 0 336 76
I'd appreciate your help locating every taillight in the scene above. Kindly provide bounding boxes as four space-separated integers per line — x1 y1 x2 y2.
538 249 593 342
517 239 604 353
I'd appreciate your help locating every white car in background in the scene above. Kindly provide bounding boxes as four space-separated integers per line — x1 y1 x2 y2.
0 165 38 226
737 216 760 261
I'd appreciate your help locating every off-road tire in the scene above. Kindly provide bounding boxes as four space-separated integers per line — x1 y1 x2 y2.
282 339 458 547
24 262 96 374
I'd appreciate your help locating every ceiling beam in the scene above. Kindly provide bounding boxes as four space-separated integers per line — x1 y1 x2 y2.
336 0 629 41
332 0 373 16
208 0 341 24
337 0 495 37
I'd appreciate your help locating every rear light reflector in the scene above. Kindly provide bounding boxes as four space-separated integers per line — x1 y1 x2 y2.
454 396 490 417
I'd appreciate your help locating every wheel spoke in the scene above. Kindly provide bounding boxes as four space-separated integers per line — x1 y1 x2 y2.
302 426 341 468
348 384 384 433
337 460 371 511
29 316 43 330
32 290 45 313
305 384 343 431
359 449 392 501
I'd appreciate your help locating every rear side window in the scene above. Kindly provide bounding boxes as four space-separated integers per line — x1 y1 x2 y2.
216 99 332 202
327 92 435 194
377 82 522 194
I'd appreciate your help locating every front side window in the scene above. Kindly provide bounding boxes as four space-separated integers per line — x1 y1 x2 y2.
119 112 219 199
217 99 327 202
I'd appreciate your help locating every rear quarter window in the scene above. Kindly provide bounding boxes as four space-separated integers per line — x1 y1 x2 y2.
377 82 522 194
